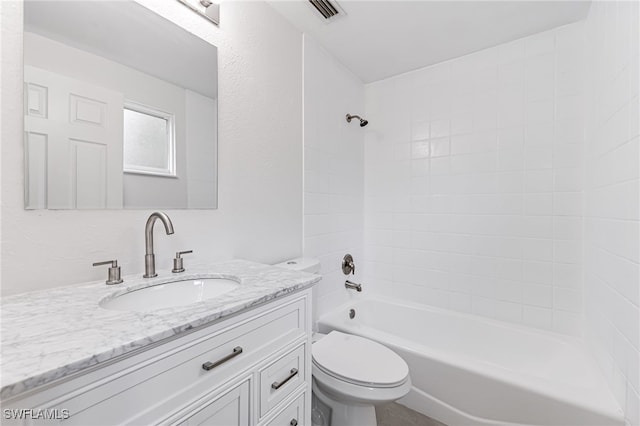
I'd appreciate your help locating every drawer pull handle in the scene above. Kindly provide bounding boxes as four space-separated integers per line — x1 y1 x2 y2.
202 346 243 371
271 368 298 390
290 420 298 426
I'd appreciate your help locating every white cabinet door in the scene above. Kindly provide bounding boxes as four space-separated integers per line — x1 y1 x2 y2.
261 392 305 426
176 379 250 426
24 65 124 209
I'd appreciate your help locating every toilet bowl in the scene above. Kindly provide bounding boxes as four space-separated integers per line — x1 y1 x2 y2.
311 331 411 426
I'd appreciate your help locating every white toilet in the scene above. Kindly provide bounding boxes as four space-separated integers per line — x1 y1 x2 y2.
312 331 411 426
275 258 412 426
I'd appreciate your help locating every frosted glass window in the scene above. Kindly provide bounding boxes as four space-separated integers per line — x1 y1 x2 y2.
123 104 175 176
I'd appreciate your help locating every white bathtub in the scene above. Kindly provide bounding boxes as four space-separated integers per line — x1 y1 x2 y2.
317 298 624 426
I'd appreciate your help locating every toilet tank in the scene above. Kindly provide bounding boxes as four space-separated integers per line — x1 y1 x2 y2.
274 257 321 274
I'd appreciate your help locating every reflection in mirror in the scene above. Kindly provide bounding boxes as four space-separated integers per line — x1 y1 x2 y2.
23 0 218 210
123 102 176 177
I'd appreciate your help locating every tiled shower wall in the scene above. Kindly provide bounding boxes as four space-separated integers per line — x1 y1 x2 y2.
584 1 639 424
363 22 586 334
303 35 365 323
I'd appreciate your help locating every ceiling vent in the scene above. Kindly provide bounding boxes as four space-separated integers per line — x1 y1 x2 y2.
308 0 341 20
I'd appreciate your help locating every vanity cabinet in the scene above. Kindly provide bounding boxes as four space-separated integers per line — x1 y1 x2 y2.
2 289 312 426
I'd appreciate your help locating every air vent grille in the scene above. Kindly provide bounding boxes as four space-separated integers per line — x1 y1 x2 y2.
308 0 340 19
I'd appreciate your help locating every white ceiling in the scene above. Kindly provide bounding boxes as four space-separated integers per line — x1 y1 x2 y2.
268 0 591 83
24 0 218 98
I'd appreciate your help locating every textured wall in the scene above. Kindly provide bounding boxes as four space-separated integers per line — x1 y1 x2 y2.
363 22 586 335
1 0 303 295
302 35 364 323
584 1 639 424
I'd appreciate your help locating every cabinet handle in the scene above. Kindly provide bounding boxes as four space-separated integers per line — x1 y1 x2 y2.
202 346 243 371
271 368 298 390
290 420 298 426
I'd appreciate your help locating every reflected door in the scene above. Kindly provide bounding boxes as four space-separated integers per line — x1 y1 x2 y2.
24 66 124 209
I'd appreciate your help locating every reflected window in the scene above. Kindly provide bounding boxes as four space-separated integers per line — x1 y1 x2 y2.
123 102 175 177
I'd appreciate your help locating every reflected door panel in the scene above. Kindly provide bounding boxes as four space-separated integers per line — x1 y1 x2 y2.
24 66 124 209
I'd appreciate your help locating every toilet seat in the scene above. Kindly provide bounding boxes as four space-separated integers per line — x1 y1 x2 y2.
312 331 409 388
312 363 412 405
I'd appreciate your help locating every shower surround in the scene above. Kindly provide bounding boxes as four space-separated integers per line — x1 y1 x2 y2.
363 22 586 335
357 7 638 423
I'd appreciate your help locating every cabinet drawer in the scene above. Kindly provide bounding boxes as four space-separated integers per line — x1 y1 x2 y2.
259 343 306 418
44 297 306 425
262 392 305 426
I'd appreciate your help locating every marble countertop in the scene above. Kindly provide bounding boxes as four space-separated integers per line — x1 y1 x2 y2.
0 259 320 400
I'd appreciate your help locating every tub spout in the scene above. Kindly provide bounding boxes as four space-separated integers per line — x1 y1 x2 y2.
345 280 362 292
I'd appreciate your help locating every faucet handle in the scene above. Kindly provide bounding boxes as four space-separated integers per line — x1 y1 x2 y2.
342 254 355 275
172 250 193 273
93 260 123 285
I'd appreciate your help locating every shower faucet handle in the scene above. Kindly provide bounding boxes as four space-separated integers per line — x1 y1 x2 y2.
172 250 193 273
342 254 355 275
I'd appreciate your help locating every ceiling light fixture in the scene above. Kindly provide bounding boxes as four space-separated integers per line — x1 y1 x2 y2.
176 0 219 26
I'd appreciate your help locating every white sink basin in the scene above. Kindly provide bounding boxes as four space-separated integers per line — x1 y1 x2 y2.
100 278 240 312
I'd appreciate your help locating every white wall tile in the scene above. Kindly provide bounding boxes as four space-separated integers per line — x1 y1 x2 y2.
553 310 583 335
524 261 554 285
523 306 553 329
553 143 584 168
584 1 640 422
554 168 584 192
553 240 583 264
553 192 583 216
525 170 554 192
554 263 582 288
363 23 586 335
554 287 582 312
523 283 553 308
524 193 553 216
303 36 364 325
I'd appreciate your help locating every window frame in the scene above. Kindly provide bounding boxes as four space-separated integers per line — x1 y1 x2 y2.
122 101 177 178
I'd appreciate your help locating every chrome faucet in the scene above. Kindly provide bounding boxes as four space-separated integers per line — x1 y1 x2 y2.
144 212 174 278
345 280 362 292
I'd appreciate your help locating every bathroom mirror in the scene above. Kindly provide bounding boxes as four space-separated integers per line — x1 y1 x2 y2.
23 0 218 209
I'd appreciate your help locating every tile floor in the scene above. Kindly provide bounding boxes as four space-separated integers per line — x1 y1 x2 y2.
376 402 447 426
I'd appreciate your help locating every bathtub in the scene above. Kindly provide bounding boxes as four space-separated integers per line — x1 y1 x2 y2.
317 298 624 426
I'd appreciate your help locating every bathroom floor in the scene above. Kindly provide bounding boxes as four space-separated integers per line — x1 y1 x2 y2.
376 402 447 426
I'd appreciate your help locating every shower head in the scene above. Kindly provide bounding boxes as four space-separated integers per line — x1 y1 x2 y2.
346 113 368 127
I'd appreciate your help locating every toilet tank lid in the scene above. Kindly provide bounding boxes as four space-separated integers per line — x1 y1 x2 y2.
274 257 320 274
